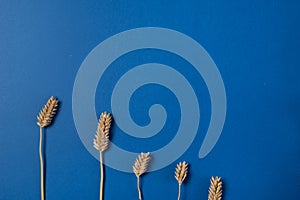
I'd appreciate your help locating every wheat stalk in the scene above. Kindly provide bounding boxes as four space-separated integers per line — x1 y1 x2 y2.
174 161 188 200
208 176 222 200
133 152 151 200
36 96 59 200
93 112 112 200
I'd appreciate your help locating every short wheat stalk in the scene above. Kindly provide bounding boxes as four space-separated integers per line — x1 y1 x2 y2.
133 152 151 200
208 176 222 200
174 161 188 200
37 96 59 200
93 112 112 200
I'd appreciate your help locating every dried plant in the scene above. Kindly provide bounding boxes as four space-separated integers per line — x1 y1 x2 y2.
208 176 222 200
93 112 112 200
37 96 59 128
133 152 151 200
36 96 59 200
174 161 188 200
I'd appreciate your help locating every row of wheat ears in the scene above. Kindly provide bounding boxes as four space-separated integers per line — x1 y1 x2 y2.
37 96 223 200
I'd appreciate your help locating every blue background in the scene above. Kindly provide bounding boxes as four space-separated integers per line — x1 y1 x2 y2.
1 0 300 199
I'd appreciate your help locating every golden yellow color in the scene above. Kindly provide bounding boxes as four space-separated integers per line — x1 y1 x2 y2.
208 176 222 200
93 112 112 152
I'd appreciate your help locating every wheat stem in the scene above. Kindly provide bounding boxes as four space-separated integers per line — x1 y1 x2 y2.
177 183 181 200
137 176 142 200
100 152 104 200
39 127 44 200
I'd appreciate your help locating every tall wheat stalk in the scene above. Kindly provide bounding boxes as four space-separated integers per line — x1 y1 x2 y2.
93 112 112 200
208 176 222 200
133 152 151 200
174 161 188 200
36 96 59 200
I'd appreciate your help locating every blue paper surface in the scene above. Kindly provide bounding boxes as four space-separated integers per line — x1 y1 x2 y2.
0 1 299 199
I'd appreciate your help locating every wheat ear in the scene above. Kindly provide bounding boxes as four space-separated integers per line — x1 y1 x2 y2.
174 161 188 200
37 96 59 200
133 152 151 200
208 176 222 200
93 112 112 200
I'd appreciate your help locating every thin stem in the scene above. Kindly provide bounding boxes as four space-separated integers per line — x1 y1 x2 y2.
39 127 44 200
100 152 104 200
177 183 181 200
137 176 142 200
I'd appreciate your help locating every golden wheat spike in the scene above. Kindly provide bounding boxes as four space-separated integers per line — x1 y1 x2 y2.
93 112 112 152
37 96 59 128
208 176 222 200
175 161 188 184
133 152 151 177
133 152 151 200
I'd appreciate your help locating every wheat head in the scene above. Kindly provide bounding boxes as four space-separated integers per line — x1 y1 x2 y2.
208 176 222 200
93 112 112 152
37 96 59 128
175 161 188 185
133 152 151 177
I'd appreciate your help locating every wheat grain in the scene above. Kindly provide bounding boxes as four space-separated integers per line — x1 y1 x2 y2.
133 152 151 177
175 161 188 184
133 152 151 200
37 96 59 128
93 112 112 152
208 176 222 200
